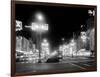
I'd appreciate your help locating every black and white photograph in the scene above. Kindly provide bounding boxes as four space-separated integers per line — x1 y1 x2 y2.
13 1 97 76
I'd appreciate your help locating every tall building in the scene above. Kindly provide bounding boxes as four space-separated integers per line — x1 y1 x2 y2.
69 39 77 56
16 36 22 51
41 39 50 62
21 37 30 52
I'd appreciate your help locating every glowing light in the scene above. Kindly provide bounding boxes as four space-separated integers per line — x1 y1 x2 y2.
71 39 74 43
81 31 87 42
88 10 93 15
41 39 49 46
16 20 22 31
81 25 83 28
25 23 48 33
36 49 39 53
25 11 48 33
43 39 47 42
41 39 50 57
62 38 65 41
35 12 44 21
31 23 48 32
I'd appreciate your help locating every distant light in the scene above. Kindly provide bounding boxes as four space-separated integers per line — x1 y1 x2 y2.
70 39 76 47
88 10 93 15
93 10 95 16
81 25 83 28
71 39 74 42
81 32 87 42
41 39 49 46
62 38 65 41
36 49 39 52
43 39 47 42
88 10 95 16
81 36 87 42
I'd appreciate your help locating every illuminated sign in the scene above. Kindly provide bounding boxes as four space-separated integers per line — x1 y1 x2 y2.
16 20 22 31
31 23 48 32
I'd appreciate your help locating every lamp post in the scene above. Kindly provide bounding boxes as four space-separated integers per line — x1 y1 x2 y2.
25 12 48 63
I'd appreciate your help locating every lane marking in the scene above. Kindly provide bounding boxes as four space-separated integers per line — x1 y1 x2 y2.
83 63 91 66
69 62 86 70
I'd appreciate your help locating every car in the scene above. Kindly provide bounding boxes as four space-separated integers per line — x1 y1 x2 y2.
46 50 60 63
46 56 60 63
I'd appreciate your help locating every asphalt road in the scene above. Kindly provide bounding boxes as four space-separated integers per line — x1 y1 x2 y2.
16 57 96 74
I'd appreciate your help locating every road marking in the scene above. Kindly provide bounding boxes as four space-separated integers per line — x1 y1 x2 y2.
33 71 37 72
83 63 91 66
69 62 86 70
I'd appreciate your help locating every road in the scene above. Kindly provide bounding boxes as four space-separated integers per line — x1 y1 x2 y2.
16 57 96 75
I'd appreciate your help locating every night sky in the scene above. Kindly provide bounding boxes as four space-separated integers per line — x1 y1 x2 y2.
16 3 94 48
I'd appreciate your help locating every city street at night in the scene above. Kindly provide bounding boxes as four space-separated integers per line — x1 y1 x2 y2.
15 2 96 75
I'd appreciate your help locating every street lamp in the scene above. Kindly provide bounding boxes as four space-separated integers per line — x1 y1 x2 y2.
25 12 48 63
35 12 44 21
